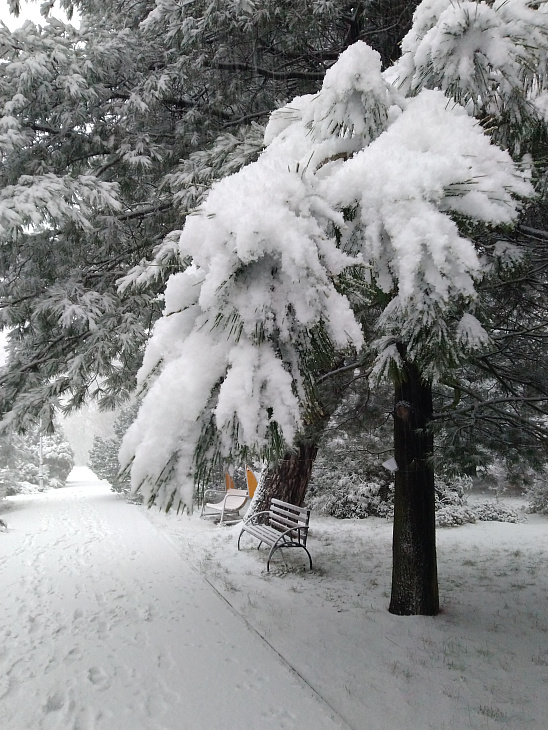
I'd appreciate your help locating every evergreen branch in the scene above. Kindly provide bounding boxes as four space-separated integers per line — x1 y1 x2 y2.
222 110 270 128
316 360 367 384
210 61 325 81
95 155 123 178
0 331 91 383
438 380 548 425
518 225 548 240
117 201 172 221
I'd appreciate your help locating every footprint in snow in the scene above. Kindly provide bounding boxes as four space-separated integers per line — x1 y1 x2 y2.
87 666 110 690
44 690 65 713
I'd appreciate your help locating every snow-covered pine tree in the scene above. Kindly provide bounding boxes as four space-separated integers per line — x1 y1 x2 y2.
0 418 74 494
88 403 138 493
88 435 119 487
1 0 409 431
122 1 541 613
382 0 548 613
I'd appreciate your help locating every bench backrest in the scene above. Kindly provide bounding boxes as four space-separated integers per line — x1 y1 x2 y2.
269 498 310 544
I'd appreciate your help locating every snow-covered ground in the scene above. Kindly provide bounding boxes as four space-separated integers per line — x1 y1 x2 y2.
0 470 344 730
1 468 547 730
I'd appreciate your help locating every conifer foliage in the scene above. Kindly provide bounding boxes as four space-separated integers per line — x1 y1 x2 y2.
0 0 388 430
4 1 548 615
88 404 138 493
0 420 74 497
119 0 548 615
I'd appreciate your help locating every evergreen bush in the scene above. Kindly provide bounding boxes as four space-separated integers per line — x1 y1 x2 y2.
472 500 525 523
525 469 548 515
435 505 477 528
309 475 394 519
0 420 74 495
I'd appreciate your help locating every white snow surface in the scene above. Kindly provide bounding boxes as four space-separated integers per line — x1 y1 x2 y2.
0 470 343 730
1 468 547 729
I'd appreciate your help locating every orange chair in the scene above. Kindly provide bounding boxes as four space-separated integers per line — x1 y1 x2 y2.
245 466 258 498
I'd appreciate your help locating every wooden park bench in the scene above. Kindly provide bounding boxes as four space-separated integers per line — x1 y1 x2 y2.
237 498 312 572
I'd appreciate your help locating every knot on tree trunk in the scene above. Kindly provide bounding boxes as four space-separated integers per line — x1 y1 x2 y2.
394 400 412 421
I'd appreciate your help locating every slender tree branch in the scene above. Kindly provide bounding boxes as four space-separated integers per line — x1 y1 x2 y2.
210 61 325 81
117 201 172 221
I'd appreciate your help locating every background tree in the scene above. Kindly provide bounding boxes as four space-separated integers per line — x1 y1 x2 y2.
0 419 74 495
88 403 138 493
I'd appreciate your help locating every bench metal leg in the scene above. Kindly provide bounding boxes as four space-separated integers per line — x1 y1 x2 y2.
266 544 313 572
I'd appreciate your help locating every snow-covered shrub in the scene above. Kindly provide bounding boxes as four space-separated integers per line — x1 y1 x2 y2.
472 500 525 523
16 480 45 495
309 475 394 519
434 474 476 527
0 420 74 495
18 461 40 485
308 399 395 519
42 434 74 484
311 427 479 523
435 474 472 506
434 476 525 525
436 505 477 527
527 484 548 515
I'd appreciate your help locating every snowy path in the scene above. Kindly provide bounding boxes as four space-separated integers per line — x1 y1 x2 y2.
0 482 347 730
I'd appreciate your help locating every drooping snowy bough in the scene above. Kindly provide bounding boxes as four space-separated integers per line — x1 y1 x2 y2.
120 33 533 512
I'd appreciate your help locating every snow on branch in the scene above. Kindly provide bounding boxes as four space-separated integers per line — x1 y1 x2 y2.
388 0 548 152
0 174 122 234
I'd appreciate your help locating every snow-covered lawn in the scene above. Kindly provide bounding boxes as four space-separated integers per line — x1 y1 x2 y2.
147 496 548 730
1 468 547 729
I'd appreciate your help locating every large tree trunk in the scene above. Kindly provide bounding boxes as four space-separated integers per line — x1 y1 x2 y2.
247 367 348 519
250 441 319 519
389 350 439 616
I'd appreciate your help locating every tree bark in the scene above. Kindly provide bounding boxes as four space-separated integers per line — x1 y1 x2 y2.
247 364 352 519
389 349 439 616
249 440 319 520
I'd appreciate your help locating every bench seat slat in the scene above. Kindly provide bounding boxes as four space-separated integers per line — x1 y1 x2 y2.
270 507 309 522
